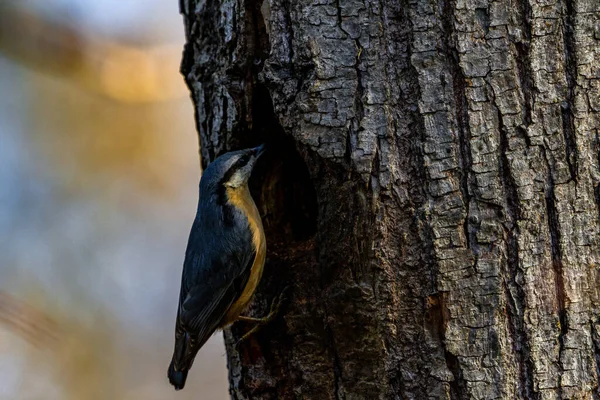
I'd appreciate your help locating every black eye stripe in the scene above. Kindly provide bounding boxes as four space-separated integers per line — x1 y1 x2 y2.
220 154 251 185
238 155 250 165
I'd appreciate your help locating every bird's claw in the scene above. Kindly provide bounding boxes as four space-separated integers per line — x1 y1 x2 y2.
235 286 290 347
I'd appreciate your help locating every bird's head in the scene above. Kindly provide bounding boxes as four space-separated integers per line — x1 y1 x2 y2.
201 144 267 191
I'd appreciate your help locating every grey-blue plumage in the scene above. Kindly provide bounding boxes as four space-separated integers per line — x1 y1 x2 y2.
168 145 266 390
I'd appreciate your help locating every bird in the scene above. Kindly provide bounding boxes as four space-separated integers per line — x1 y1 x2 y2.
168 144 275 390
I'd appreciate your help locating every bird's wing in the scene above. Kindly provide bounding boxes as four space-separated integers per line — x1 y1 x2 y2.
172 248 254 370
170 201 257 375
179 216 255 326
179 256 253 335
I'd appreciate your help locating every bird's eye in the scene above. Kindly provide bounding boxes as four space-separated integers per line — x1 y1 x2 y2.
238 155 250 165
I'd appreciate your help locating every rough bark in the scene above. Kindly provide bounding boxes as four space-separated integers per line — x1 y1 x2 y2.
179 0 600 398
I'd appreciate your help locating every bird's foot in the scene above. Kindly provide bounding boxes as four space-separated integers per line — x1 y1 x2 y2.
235 286 289 346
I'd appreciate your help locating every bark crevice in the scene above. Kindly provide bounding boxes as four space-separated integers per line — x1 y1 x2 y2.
499 116 536 399
514 41 533 131
442 0 474 252
445 350 469 400
590 320 600 399
560 0 579 183
326 323 345 400
514 0 533 131
542 148 568 394
595 183 600 225
350 37 365 165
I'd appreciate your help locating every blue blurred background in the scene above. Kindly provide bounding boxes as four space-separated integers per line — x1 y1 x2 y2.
0 1 228 398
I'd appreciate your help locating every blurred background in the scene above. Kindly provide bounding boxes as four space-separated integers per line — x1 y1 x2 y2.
0 1 228 398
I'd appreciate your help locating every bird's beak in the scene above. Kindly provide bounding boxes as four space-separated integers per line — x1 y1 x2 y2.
254 143 267 159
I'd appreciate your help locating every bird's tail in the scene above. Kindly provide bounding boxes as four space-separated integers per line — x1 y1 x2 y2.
168 359 189 390
168 331 204 390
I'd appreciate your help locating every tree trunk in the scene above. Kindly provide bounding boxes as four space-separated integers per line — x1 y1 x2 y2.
179 0 600 398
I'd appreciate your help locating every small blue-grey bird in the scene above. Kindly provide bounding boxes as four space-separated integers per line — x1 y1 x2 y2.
168 145 270 390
